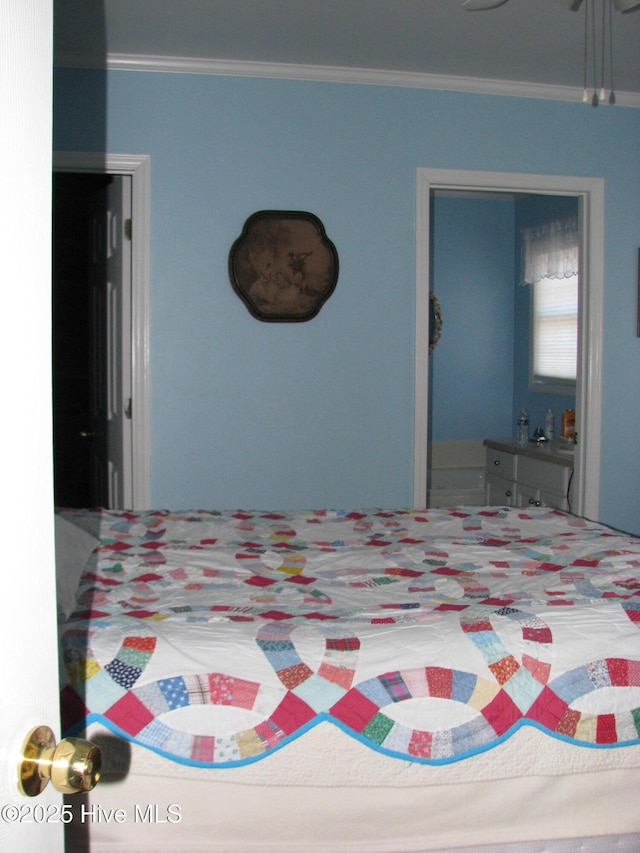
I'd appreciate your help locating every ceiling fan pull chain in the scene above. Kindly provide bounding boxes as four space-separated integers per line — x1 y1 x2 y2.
590 0 600 105
608 0 617 103
583 0 590 100
599 0 607 101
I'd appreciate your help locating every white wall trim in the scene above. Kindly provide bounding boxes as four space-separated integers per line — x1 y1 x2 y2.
54 53 640 108
53 151 151 510
414 168 603 522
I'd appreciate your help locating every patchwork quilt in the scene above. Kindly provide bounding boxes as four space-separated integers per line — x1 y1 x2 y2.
59 506 640 767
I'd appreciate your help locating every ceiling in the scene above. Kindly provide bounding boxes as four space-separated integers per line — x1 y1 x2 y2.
53 0 640 103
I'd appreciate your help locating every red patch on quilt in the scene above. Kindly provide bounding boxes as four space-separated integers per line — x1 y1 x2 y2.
408 729 433 758
330 690 379 732
257 610 294 620
384 567 424 577
107 692 155 735
303 612 338 620
123 636 156 652
123 609 159 619
73 609 110 619
244 575 277 587
596 714 617 743
522 626 553 644
270 691 315 735
426 666 453 698
527 686 569 730
606 657 629 686
481 690 522 736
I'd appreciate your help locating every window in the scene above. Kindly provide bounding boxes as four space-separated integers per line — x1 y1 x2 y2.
531 274 578 389
521 216 578 393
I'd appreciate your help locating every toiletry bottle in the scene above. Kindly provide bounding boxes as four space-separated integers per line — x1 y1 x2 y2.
516 408 529 446
544 409 554 441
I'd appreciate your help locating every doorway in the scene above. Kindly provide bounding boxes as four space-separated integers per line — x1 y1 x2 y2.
52 151 151 510
413 168 604 522
52 172 114 506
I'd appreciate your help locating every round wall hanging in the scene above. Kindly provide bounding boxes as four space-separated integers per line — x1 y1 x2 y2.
229 210 339 322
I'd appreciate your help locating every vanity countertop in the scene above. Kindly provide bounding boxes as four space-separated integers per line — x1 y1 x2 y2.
483 437 575 468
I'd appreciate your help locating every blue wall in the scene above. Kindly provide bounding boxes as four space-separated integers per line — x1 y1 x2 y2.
430 193 578 445
53 69 640 534
430 195 515 441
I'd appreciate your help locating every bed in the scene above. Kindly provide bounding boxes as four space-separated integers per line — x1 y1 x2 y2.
55 505 640 852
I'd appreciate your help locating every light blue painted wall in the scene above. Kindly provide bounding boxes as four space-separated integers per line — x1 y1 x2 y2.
430 196 515 441
53 69 640 534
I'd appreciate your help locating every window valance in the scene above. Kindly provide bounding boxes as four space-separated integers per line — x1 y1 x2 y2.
521 216 579 284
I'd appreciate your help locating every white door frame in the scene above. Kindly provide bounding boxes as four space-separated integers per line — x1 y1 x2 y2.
414 167 603 521
53 151 151 510
2 1 65 849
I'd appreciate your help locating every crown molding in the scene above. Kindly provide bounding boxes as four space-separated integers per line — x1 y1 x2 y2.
54 52 640 108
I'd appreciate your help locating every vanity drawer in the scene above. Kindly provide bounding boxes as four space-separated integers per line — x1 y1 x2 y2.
517 456 569 496
485 473 516 507
485 448 516 481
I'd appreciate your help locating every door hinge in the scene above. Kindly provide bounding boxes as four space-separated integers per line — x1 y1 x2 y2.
124 218 133 241
124 398 132 420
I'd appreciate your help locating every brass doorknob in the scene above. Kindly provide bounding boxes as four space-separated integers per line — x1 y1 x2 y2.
18 726 101 797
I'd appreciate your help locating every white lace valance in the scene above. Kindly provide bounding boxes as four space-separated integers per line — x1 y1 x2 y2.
521 216 579 285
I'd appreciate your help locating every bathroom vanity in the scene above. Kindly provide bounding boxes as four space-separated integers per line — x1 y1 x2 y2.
483 438 574 512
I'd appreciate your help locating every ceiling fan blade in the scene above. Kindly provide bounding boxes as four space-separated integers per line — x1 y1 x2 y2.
555 0 639 10
462 0 509 9
553 0 583 10
613 0 640 10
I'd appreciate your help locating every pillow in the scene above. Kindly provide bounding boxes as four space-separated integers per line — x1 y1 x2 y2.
55 514 99 621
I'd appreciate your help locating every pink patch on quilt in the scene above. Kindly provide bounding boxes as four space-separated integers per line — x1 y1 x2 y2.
481 690 522 736
408 729 433 758
208 674 260 709
107 692 155 735
527 686 569 730
318 662 354 690
330 690 379 733
522 654 551 685
270 691 315 735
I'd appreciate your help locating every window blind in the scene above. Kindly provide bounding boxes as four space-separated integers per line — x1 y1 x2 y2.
532 275 578 382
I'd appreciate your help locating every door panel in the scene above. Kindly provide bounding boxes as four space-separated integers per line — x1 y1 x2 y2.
88 177 133 508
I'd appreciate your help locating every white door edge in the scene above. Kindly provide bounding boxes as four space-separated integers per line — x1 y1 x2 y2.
414 167 603 523
2 1 64 849
53 151 151 510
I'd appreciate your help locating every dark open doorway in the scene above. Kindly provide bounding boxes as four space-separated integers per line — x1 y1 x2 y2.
52 172 112 507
